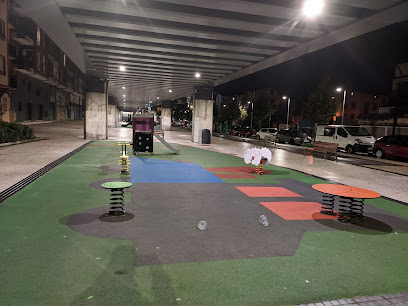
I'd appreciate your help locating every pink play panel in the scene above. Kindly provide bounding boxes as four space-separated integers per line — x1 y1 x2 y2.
235 186 302 197
260 202 338 220
215 174 257 179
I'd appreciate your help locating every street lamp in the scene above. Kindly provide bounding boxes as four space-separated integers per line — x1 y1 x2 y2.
303 0 324 18
248 101 253 128
336 87 347 125
283 96 291 125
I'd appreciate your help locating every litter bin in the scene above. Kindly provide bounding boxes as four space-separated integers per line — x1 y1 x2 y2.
202 129 211 144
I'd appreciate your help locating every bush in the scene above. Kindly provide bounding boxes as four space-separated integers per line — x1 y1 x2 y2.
0 121 35 144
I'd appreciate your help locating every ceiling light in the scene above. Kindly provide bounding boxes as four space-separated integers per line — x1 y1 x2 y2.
282 96 287 100
169 90 173 93
303 0 324 18
122 86 126 89
157 97 160 100
195 73 201 78
119 66 126 71
123 95 126 97
336 88 342 92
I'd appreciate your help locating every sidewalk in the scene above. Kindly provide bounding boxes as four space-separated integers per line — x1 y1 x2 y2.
0 120 87 193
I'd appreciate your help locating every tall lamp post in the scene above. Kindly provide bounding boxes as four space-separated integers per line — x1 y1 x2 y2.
283 96 291 125
336 88 346 125
248 101 253 128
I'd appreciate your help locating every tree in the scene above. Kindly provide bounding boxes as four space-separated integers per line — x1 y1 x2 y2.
251 95 278 130
219 99 241 127
236 106 248 126
304 77 340 125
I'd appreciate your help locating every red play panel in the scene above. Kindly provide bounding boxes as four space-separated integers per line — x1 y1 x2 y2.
235 187 302 197
215 174 257 179
260 202 338 220
206 166 271 175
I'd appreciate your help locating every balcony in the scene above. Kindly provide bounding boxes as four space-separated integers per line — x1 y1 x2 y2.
14 55 35 75
12 34 34 47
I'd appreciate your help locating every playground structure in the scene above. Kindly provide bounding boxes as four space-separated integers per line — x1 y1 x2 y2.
101 181 133 216
132 114 179 155
244 147 272 175
118 141 130 174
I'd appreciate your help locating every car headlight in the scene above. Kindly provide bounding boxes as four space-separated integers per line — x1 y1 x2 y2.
355 139 363 144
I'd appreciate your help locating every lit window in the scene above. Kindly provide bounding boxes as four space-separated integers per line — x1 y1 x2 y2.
37 27 41 46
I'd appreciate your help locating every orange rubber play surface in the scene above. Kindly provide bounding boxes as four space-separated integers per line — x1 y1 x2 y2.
260 202 339 220
235 186 302 197
312 184 381 199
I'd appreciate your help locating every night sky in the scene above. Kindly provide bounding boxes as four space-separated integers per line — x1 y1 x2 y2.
215 20 408 100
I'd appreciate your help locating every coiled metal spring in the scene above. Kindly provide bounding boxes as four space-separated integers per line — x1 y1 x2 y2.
320 194 336 215
349 198 364 220
109 188 125 215
338 196 352 223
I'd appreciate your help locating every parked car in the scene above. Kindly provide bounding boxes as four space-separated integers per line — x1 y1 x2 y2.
257 128 278 140
227 125 241 136
276 130 310 145
315 125 375 154
373 135 408 159
238 127 257 138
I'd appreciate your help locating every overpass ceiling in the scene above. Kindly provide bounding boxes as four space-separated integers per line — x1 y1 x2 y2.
52 0 407 106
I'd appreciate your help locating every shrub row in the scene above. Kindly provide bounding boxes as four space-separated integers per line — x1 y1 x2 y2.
0 121 35 144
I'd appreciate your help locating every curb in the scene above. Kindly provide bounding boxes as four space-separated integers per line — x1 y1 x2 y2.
0 137 48 147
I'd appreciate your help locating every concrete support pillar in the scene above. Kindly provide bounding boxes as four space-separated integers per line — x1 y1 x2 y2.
192 87 213 143
85 79 108 140
149 110 157 123
116 107 120 126
108 105 116 128
161 108 172 131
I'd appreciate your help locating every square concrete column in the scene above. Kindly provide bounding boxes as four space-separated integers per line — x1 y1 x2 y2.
161 107 172 131
85 79 108 140
108 105 116 128
149 110 157 123
191 87 213 143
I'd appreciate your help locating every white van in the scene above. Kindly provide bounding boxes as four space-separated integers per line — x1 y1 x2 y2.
315 125 375 154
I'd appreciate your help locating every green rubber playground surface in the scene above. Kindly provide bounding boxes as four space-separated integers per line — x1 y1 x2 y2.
0 141 407 306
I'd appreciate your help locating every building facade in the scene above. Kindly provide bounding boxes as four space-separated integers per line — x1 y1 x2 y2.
2 1 86 123
0 0 13 122
333 91 388 125
391 62 408 115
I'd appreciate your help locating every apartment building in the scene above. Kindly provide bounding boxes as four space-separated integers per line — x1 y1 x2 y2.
0 0 12 122
2 1 86 123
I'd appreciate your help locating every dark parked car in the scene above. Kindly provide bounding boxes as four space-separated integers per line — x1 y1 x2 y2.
238 127 257 138
373 135 408 159
227 125 241 136
276 130 311 145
